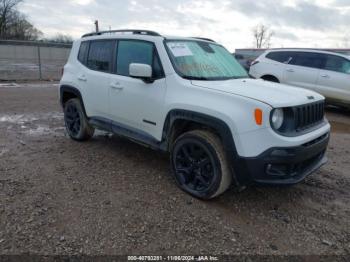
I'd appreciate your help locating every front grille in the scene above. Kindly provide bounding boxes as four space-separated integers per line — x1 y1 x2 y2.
294 101 325 131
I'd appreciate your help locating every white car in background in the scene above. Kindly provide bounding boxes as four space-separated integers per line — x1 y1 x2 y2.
249 49 350 109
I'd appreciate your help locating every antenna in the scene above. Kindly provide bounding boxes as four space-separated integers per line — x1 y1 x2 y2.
94 20 99 33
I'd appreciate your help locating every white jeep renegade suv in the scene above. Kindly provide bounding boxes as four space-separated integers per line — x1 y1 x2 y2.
60 30 330 199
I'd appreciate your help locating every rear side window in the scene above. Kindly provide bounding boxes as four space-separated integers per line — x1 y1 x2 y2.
266 51 291 63
324 55 350 74
290 52 325 69
87 40 114 72
78 41 89 65
116 40 164 79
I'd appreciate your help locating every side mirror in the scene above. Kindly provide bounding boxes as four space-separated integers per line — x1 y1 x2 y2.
129 63 153 83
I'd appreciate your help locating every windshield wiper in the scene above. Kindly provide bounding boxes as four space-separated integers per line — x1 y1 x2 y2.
223 76 249 80
183 75 248 81
183 76 210 81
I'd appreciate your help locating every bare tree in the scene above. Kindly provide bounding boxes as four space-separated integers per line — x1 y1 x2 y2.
0 0 22 37
252 24 274 49
46 33 73 44
0 0 42 40
7 13 42 40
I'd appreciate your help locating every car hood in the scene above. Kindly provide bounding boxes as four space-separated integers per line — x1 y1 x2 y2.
191 78 324 108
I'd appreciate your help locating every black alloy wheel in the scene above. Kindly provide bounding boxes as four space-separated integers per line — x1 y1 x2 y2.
64 98 94 141
65 103 81 137
174 141 215 192
171 130 232 199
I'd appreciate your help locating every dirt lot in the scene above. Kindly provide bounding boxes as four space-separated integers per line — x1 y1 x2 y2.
0 82 349 256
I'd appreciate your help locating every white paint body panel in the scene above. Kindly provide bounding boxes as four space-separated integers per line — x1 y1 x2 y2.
316 69 350 103
61 37 330 158
108 74 167 138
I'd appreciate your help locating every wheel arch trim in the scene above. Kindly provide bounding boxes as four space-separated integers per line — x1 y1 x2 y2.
162 109 237 152
162 109 243 187
59 85 88 116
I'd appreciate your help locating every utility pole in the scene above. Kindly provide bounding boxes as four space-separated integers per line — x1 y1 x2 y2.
94 20 99 33
37 45 42 80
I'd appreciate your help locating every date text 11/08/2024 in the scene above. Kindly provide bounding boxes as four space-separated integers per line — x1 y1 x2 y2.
127 255 219 261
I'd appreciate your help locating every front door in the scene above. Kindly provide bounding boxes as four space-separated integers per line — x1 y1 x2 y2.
283 51 324 91
316 54 350 103
109 40 166 140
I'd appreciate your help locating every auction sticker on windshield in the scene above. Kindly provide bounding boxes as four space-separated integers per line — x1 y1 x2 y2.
167 42 193 57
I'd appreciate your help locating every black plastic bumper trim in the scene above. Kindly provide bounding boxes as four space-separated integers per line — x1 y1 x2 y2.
232 132 330 186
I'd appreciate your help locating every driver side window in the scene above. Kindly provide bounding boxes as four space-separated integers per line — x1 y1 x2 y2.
116 40 164 79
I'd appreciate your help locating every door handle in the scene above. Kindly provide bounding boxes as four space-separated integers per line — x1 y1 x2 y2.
321 74 330 78
286 68 294 72
78 75 87 81
110 82 123 90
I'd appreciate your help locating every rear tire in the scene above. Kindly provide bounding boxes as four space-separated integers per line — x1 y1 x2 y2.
64 98 94 141
170 130 232 199
261 75 279 83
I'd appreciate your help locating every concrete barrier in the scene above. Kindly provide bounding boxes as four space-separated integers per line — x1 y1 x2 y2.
0 40 72 81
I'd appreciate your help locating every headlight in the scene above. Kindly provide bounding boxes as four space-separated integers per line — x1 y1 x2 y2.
271 108 284 130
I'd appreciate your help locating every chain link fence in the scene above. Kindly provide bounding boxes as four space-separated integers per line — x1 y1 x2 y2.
0 40 72 81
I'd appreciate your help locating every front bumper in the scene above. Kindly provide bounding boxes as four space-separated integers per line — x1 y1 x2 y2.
233 132 330 186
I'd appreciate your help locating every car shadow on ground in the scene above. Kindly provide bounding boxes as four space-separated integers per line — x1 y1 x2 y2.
325 105 350 116
86 132 310 209
325 106 350 134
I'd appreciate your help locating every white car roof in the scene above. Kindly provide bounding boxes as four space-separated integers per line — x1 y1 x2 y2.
265 48 350 60
79 30 217 44
81 33 161 42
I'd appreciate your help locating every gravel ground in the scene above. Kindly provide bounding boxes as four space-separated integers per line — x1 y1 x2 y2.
0 82 349 256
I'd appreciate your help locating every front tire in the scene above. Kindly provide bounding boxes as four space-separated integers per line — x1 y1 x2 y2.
170 130 232 199
64 98 94 141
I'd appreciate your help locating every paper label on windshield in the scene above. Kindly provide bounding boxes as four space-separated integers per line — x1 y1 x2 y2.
167 42 193 57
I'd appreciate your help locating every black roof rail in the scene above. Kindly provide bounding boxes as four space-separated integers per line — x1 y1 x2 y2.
82 29 162 38
192 37 216 42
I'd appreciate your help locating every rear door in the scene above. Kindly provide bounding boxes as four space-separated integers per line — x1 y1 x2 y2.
254 51 290 80
316 54 350 102
108 40 167 139
80 40 115 118
283 51 324 91
75 41 90 101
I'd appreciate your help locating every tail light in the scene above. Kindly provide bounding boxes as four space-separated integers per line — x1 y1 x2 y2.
251 60 260 66
61 67 64 77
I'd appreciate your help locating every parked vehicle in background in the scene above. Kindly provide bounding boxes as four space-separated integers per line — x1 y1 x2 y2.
60 31 330 199
249 49 350 109
234 53 251 71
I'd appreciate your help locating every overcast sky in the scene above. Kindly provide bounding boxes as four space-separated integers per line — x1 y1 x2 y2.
19 0 350 52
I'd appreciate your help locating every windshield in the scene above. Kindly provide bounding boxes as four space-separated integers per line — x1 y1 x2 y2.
165 40 248 80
